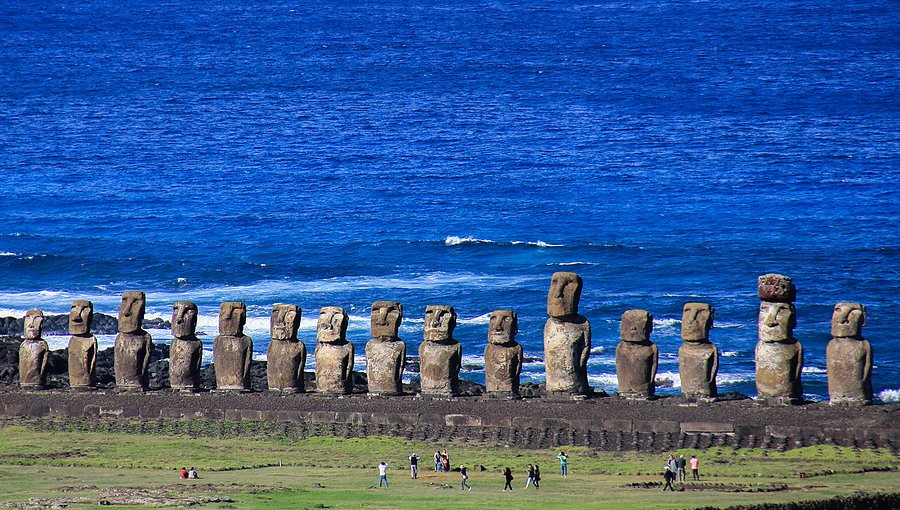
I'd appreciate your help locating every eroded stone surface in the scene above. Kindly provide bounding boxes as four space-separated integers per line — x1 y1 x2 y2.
755 286 803 404
169 301 202 391
419 305 462 396
616 310 657 399
681 302 714 342
758 302 796 342
213 302 252 391
827 303 872 405
19 310 49 389
68 299 98 389
315 306 353 394
365 301 405 395
544 273 591 396
757 273 796 303
678 303 718 399
267 304 306 393
114 292 153 390
484 310 523 396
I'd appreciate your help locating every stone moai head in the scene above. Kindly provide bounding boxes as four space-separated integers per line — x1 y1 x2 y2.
371 301 403 340
172 301 198 339
317 306 348 344
24 310 44 340
271 304 301 341
831 302 866 338
219 302 247 336
547 272 583 318
681 302 714 342
488 310 518 345
758 274 796 303
758 301 797 342
69 300 93 335
620 309 653 343
118 291 146 333
423 305 457 342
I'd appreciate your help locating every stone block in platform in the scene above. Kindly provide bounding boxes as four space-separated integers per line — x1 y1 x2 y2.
681 422 735 434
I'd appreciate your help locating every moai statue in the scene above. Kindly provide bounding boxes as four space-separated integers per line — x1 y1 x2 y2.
826 303 873 405
169 301 202 391
615 309 658 399
543 272 592 397
755 274 803 405
68 300 98 390
419 305 462 396
315 306 353 394
213 302 253 391
365 301 406 396
678 303 719 400
267 304 307 393
484 310 524 397
114 291 153 390
19 310 49 389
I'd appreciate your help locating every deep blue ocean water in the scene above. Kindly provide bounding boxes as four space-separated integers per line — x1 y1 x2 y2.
1 0 897 400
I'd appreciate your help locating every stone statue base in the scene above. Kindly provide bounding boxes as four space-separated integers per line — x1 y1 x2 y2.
618 391 655 401
544 391 590 401
829 397 870 407
484 391 521 400
68 385 95 392
171 386 202 393
682 394 718 404
19 384 44 391
755 396 801 406
268 387 303 395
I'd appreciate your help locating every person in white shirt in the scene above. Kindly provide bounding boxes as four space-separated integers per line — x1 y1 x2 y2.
378 461 389 488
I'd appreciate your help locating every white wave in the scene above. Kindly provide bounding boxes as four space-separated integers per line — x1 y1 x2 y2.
653 318 681 328
721 351 740 357
877 388 900 403
590 346 605 354
176 278 188 283
714 321 747 329
510 240 563 247
444 236 562 248
654 371 682 389
587 373 620 388
458 312 492 325
0 252 20 257
444 236 492 246
551 261 598 266
802 366 827 374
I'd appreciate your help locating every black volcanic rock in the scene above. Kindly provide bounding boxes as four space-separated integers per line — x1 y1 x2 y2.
0 313 171 336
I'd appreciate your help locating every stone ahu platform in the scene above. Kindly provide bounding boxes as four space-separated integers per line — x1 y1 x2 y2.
0 391 896 453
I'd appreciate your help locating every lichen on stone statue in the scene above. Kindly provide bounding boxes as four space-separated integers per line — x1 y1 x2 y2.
616 309 658 400
419 305 462 397
267 303 306 393
365 301 405 396
484 310 523 397
315 306 354 395
113 291 153 391
826 302 873 405
213 301 253 391
67 300 98 390
678 302 719 400
169 301 202 392
543 272 592 397
19 310 49 390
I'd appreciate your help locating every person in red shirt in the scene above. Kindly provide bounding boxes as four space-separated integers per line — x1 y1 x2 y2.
179 467 188 479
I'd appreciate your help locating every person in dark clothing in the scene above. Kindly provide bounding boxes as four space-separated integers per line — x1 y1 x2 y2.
676 454 687 482
533 465 541 489
663 464 676 492
524 464 535 488
460 465 472 491
503 467 514 491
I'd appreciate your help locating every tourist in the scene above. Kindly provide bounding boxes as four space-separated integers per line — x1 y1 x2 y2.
524 464 535 488
179 467 188 479
557 451 568 477
441 449 450 472
662 462 675 492
533 464 541 489
409 453 420 479
676 454 687 482
188 467 198 479
434 451 442 472
460 465 472 491
503 467 514 491
378 461 389 488
690 455 700 480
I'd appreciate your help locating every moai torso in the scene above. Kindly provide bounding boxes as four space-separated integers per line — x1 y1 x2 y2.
68 300 98 388
315 306 353 394
678 303 718 399
484 310 523 396
365 300 406 395
19 310 49 389
114 291 153 390
267 304 306 393
615 310 658 399
169 301 202 391
755 279 803 403
213 302 253 391
826 303 873 404
543 272 592 396
419 305 462 396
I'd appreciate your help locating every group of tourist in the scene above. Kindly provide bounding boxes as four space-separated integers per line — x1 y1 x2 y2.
663 454 701 491
178 467 199 479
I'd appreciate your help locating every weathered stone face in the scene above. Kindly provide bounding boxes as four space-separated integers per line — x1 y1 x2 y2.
547 272 582 318
831 302 866 338
169 336 203 391
69 300 93 336
484 340 523 395
616 340 658 398
678 341 718 398
543 317 592 395
24 310 44 340
19 335 49 389
419 337 462 396
757 273 796 303
681 303 714 342
317 306 348 344
758 302 796 342
219 302 246 337
118 291 146 334
271 304 301 341
365 337 405 395
172 301 198 339
114 330 153 390
267 338 306 393
68 335 98 388
315 340 354 394
755 340 803 402
371 301 403 340
620 309 652 343
488 310 517 346
423 305 456 342
826 336 873 405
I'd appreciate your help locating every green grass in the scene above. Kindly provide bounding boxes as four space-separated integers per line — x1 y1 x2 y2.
0 425 896 509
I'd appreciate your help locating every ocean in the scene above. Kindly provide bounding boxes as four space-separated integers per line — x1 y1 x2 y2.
0 0 897 401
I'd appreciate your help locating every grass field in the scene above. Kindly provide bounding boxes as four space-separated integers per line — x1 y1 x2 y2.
0 424 896 509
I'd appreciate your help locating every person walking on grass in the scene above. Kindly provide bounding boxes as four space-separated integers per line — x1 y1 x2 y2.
378 461 389 488
503 467 514 491
524 464 535 488
676 454 687 482
557 451 569 477
409 453 420 479
460 465 472 491
533 464 541 489
662 460 676 492
690 455 700 480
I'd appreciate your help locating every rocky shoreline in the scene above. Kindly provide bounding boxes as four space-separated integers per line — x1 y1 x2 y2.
0 314 170 337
